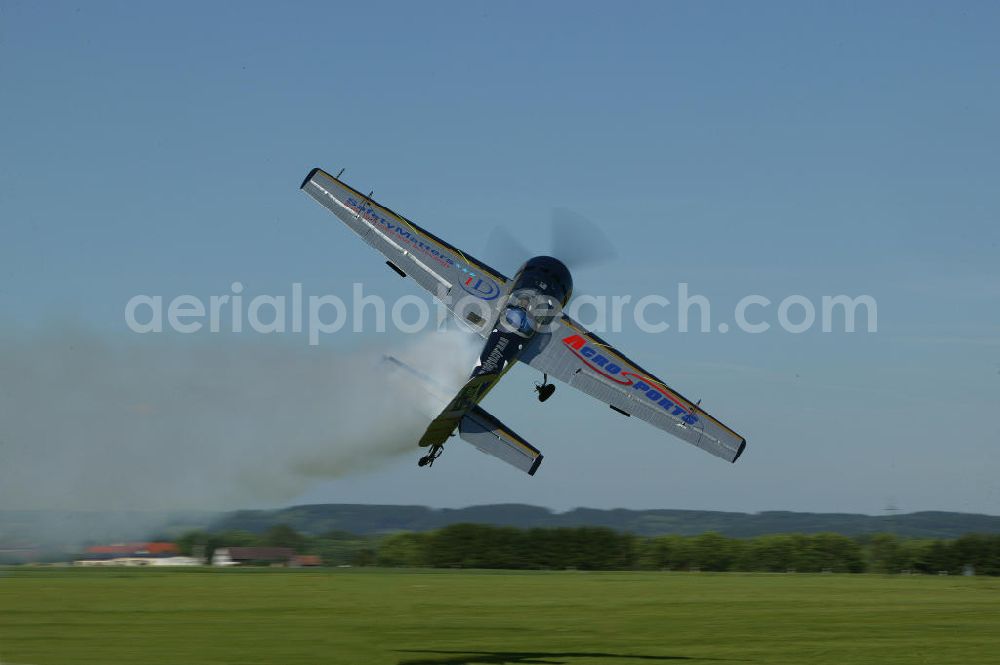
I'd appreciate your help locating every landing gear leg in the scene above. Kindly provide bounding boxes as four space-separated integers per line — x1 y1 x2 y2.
535 373 556 403
418 445 443 468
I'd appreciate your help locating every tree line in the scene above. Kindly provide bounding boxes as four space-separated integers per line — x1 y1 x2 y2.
174 524 1000 575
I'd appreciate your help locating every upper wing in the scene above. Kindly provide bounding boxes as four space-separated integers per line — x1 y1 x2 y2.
521 315 747 463
300 168 508 335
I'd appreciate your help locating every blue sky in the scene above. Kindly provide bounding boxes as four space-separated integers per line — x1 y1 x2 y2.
2 1 998 514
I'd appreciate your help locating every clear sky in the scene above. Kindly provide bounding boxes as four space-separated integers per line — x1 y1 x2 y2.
2 1 998 515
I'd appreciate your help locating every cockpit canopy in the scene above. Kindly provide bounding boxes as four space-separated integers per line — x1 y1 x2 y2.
504 305 533 336
501 289 561 337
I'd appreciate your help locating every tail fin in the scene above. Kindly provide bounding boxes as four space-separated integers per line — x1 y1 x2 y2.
383 355 542 475
459 405 543 476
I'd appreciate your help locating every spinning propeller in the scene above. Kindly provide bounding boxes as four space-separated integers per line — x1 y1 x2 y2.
484 208 619 273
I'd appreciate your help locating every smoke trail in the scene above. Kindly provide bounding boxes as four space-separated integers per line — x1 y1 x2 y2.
0 327 479 515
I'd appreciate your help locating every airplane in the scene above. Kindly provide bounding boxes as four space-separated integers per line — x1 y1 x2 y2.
300 167 747 476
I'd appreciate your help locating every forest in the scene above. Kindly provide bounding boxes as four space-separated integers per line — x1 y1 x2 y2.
174 523 1000 575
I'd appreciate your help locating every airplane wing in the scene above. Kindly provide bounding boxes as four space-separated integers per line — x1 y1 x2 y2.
300 168 508 335
521 315 747 463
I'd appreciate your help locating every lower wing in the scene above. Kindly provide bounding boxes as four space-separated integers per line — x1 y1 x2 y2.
522 316 747 463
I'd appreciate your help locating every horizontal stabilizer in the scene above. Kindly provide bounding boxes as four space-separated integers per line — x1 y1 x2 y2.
459 406 543 476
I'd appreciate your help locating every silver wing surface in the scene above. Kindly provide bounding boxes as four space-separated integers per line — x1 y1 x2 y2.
522 315 747 463
300 168 508 336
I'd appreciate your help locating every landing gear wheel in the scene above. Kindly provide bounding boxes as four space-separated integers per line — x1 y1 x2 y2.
535 374 556 402
418 445 443 468
536 384 556 402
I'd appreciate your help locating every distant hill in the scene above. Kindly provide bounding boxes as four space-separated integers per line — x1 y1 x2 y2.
5 505 997 550
207 504 1000 539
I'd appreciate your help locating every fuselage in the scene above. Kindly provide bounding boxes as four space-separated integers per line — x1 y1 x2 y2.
419 257 574 449
472 256 573 380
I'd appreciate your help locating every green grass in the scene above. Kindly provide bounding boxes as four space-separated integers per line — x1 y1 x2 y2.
1 568 998 664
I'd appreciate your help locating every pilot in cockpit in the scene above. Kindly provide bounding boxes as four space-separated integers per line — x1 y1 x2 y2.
502 291 559 337
503 303 534 336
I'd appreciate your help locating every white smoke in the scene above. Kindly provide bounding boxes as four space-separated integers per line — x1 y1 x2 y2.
0 327 479 513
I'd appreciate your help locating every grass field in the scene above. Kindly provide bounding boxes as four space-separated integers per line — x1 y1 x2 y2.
1 567 998 664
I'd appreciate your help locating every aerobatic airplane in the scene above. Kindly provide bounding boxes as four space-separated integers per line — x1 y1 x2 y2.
301 167 746 476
